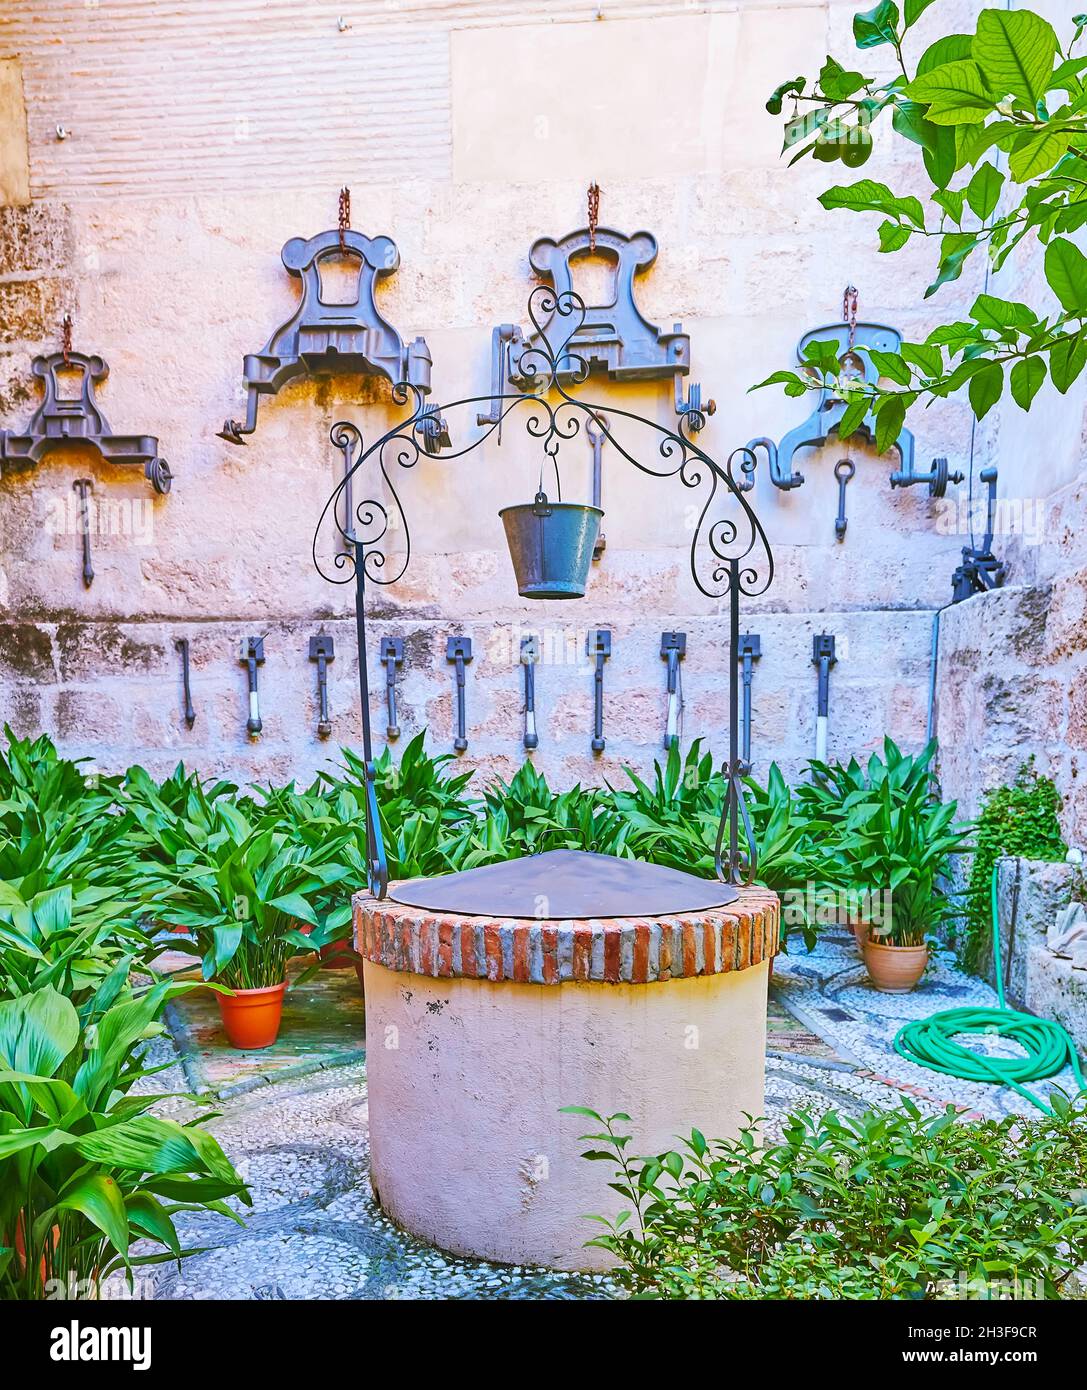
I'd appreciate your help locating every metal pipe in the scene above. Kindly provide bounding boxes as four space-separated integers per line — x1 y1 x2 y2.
588 629 611 753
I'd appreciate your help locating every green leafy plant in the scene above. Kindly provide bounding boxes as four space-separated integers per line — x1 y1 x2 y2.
760 4 1087 433
802 739 972 946
140 803 355 989
962 758 1066 973
566 1092 1087 1299
0 982 249 1300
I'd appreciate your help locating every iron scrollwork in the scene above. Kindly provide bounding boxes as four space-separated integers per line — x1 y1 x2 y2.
313 288 775 896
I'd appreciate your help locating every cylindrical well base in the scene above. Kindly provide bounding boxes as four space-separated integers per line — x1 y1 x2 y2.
363 959 769 1271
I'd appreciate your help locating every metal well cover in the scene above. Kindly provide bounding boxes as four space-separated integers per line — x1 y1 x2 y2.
387 848 738 920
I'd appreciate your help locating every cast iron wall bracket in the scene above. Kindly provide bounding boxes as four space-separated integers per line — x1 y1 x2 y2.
483 228 714 434
380 637 404 739
0 351 172 494
218 229 436 445
747 319 915 489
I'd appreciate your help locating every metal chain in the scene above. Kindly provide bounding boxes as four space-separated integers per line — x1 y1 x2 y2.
338 186 351 252
843 284 858 352
587 181 600 253
61 313 73 365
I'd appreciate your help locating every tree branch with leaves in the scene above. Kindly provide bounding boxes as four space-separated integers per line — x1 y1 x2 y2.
757 3 1087 442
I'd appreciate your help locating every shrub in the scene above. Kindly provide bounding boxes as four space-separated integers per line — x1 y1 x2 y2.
567 1095 1087 1300
961 759 1066 974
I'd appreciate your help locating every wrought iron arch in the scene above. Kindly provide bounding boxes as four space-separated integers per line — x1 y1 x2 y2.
312 288 775 899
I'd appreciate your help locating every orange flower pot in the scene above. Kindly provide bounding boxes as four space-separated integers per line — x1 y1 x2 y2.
215 980 286 1049
863 940 928 994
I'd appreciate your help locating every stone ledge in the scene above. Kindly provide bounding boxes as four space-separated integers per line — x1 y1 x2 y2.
353 883 778 985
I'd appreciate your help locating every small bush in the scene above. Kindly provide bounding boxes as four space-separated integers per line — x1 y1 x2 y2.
961 760 1065 974
567 1096 1087 1300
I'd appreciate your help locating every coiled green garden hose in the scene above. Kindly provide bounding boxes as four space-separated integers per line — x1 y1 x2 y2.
893 866 1085 1114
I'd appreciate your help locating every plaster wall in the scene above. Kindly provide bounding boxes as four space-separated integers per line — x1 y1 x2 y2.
0 0 1017 795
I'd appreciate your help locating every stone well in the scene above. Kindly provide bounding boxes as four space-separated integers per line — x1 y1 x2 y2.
353 856 778 1271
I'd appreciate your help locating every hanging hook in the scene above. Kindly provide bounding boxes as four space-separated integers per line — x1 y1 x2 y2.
338 186 351 254
842 284 858 352
587 181 600 254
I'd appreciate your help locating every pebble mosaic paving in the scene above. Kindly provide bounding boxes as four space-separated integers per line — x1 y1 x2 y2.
133 930 1082 1300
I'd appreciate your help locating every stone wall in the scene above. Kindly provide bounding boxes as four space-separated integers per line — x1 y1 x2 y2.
0 0 1035 795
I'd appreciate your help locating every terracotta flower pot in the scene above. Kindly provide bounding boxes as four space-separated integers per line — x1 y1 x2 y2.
851 919 868 951
863 940 928 994
216 980 286 1049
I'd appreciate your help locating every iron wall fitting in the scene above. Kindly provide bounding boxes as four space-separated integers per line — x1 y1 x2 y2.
176 638 196 729
72 478 94 589
483 228 714 434
661 631 686 751
218 229 435 445
446 636 472 753
309 634 335 739
588 629 611 754
380 637 404 739
241 636 265 738
812 633 836 767
1 352 172 494
737 633 760 765
747 320 914 489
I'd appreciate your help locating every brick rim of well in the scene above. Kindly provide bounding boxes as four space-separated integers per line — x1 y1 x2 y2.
353 885 779 985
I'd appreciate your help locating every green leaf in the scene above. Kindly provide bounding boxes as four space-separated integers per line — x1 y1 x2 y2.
874 394 907 453
878 220 912 251
972 8 1058 106
57 1172 129 1259
903 0 936 28
838 398 870 440
870 350 913 385
819 179 923 226
923 123 957 187
819 57 867 101
1009 357 1047 410
854 1 900 50
1050 331 1087 392
926 232 979 297
917 34 974 77
965 162 1004 220
932 187 965 223
1009 127 1073 183
0 987 79 1080
1045 237 1087 314
907 60 994 125
901 341 944 377
969 293 1037 332
967 360 1003 419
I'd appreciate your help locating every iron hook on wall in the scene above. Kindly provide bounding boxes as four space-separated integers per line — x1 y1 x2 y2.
521 635 539 751
380 637 403 739
588 628 611 753
241 636 265 739
812 633 836 768
72 478 94 589
737 633 760 765
176 637 196 729
446 636 472 754
586 412 608 560
661 631 686 751
309 634 335 739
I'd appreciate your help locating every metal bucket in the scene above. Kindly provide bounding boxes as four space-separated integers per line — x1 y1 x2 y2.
499 492 603 599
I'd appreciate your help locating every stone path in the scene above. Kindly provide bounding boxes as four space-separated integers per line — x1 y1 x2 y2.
135 931 1080 1300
